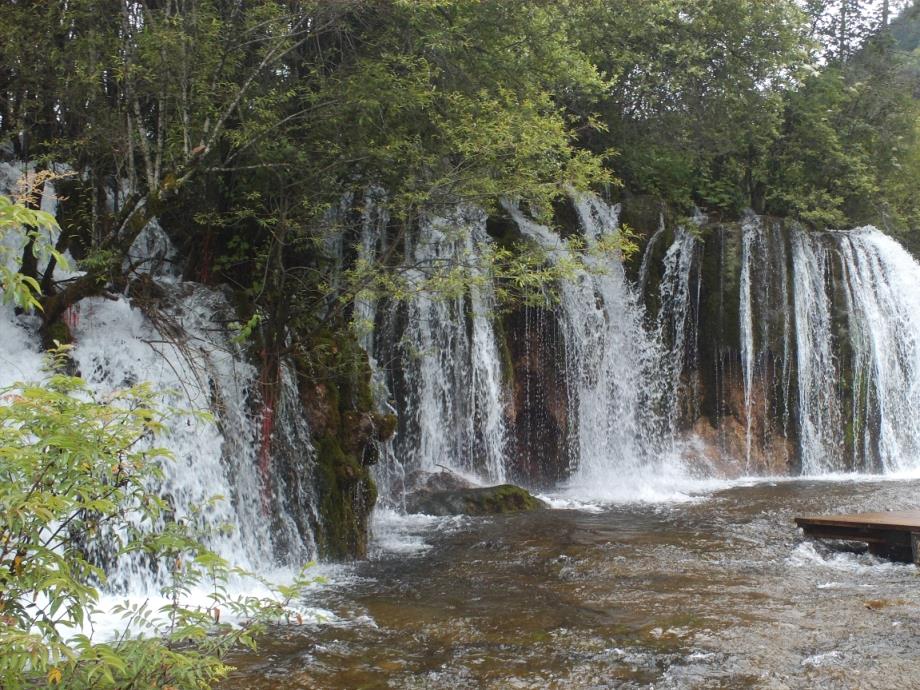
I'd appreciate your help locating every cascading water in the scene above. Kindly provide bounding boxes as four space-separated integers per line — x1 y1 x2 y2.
506 194 686 500
739 215 758 469
11 149 920 592
0 296 319 623
795 227 920 473
791 228 846 473
377 204 508 485
70 285 318 582
737 215 795 471
354 190 409 508
843 231 920 470
0 175 318 604
656 225 702 431
654 214 920 477
638 213 666 295
354 192 920 511
67 289 270 592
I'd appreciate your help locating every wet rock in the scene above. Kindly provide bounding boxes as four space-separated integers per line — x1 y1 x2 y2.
406 483 547 516
409 470 477 493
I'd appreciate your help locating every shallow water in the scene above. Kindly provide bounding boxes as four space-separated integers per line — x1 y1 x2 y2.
223 479 920 689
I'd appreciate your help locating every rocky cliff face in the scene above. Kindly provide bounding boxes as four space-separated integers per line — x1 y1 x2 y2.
494 194 920 485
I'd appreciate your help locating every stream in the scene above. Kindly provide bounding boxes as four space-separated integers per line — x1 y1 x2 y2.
223 477 920 689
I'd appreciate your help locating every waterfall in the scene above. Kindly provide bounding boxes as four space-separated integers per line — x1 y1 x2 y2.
810 228 920 472
506 194 676 498
69 284 317 590
638 213 666 294
791 229 846 473
388 205 508 484
354 190 409 508
731 216 796 473
0 200 318 600
656 226 701 431
739 215 758 469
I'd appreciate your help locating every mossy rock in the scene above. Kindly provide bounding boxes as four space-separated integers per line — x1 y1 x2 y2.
372 413 398 442
406 484 547 516
44 318 73 347
294 327 383 560
314 433 376 560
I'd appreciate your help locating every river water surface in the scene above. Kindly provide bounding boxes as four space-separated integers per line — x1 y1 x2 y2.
223 478 920 689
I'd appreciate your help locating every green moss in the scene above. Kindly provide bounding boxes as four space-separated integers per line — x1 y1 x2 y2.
44 319 73 347
409 484 546 516
314 434 376 560
373 413 398 442
469 484 543 513
304 329 374 412
298 325 384 560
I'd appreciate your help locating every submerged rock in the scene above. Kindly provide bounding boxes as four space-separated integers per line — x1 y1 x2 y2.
406 484 547 516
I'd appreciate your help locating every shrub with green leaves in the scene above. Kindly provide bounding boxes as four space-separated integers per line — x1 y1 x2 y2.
0 351 317 689
0 185 66 312
0 180 317 689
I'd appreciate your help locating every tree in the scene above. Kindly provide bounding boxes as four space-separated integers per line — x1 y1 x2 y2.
766 1 920 228
566 0 809 213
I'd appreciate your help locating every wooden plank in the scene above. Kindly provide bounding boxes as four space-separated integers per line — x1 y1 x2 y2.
795 510 920 564
795 510 920 532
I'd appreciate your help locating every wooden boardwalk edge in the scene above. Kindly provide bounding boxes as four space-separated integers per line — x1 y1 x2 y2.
795 510 920 564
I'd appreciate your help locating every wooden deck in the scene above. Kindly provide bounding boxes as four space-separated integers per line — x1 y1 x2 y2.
795 510 920 563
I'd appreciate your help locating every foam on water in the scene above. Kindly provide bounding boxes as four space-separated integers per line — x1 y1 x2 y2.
787 541 916 575
83 564 346 643
369 507 469 558
553 465 731 505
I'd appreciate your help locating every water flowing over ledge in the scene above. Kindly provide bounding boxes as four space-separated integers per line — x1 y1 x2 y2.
7 171 920 587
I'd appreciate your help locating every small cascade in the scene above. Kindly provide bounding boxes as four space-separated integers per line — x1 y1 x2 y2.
383 205 508 484
266 361 320 561
638 213 666 294
507 194 675 497
0 175 318 595
63 283 317 593
70 290 267 592
799 228 920 472
656 226 701 430
791 229 847 473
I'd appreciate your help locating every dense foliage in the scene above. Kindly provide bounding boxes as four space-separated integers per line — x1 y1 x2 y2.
2 1 918 346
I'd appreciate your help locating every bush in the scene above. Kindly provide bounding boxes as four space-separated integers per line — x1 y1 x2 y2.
0 352 316 689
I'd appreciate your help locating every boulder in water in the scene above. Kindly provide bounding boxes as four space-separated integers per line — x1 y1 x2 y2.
408 469 477 493
406 484 547 516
